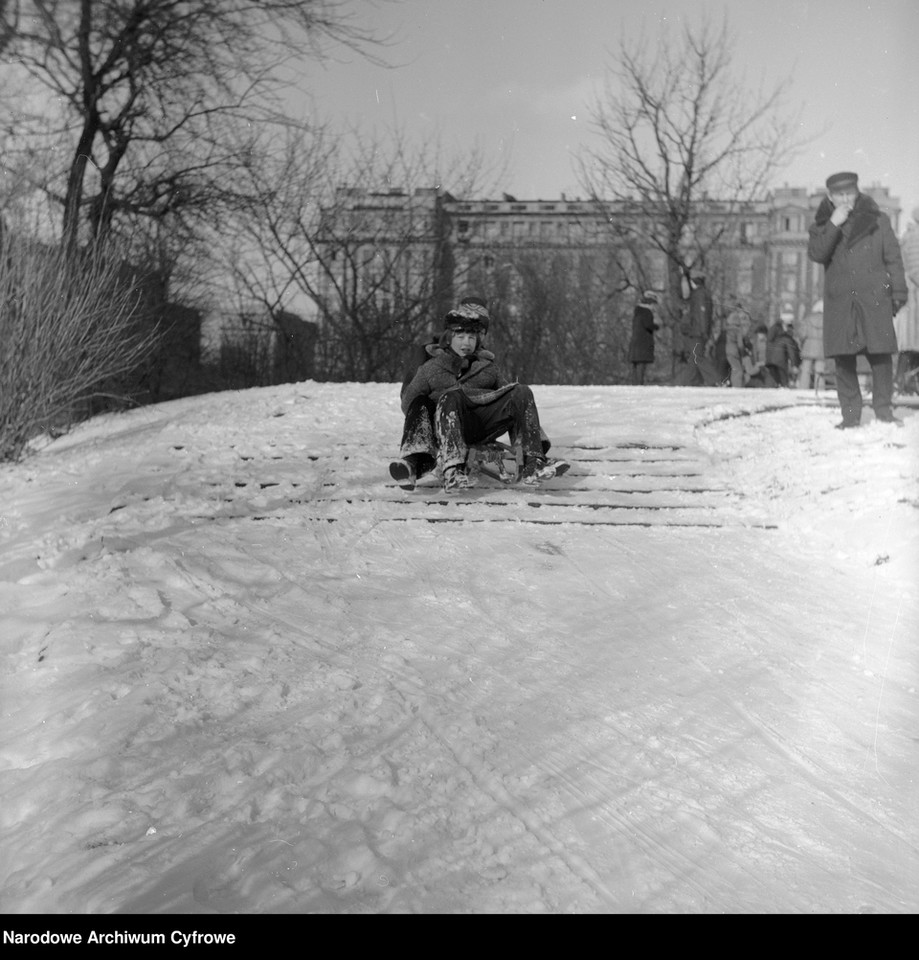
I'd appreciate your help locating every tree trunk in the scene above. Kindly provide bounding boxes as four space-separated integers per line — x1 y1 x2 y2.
63 118 98 250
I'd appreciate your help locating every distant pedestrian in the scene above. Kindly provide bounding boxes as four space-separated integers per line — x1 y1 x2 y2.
628 290 661 385
743 324 777 387
674 274 713 386
765 304 800 388
807 171 907 427
720 299 752 389
796 300 826 390
894 207 919 394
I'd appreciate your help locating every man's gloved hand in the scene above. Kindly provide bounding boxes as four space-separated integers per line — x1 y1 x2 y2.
892 299 906 315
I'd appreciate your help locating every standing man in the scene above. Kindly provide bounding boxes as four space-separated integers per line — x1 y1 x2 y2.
674 274 713 385
807 171 907 428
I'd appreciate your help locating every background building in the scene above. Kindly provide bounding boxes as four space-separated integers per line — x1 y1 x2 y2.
313 184 900 383
441 185 900 324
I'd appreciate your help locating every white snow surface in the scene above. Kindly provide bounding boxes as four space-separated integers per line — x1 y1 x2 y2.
1 382 917 915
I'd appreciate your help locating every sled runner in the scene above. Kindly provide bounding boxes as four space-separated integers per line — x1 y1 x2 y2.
468 440 570 486
467 438 523 485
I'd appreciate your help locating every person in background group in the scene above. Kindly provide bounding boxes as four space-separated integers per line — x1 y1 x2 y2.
674 274 713 385
720 299 752 389
796 300 826 390
807 171 907 428
765 304 801 388
702 323 731 386
894 206 919 394
627 290 661 385
743 324 776 387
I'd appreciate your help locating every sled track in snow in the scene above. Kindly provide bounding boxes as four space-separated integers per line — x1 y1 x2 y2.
296 444 777 530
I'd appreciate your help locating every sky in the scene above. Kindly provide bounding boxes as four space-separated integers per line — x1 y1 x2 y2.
298 0 919 225
1 381 917 915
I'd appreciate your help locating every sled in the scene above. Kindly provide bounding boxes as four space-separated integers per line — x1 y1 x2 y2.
466 437 523 485
390 434 569 492
444 437 569 488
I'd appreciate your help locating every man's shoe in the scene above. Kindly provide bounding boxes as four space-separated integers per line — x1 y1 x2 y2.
521 456 570 485
442 465 472 493
389 458 417 490
834 420 861 430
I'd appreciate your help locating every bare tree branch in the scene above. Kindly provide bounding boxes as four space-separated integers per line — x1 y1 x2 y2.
1 0 384 246
216 125 498 381
578 11 816 319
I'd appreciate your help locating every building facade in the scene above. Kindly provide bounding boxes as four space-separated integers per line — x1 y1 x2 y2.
312 183 900 382
439 184 900 324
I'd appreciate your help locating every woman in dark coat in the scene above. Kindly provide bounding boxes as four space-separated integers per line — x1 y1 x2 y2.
807 171 907 427
628 291 660 385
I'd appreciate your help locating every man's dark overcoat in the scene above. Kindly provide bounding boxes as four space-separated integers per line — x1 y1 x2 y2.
807 194 907 357
628 304 658 363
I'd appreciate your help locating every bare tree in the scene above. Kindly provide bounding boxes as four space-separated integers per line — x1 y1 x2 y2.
1 0 378 248
221 127 499 382
578 13 809 320
463 247 632 385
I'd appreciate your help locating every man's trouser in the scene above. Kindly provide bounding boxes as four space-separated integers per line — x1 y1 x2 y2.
833 353 893 424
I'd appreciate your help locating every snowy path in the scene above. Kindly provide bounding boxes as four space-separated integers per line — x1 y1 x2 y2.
1 384 917 913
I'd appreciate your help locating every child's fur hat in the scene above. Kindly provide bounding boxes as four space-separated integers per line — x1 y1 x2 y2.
444 296 490 334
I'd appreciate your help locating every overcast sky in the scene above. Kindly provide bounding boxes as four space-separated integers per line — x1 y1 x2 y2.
297 0 919 225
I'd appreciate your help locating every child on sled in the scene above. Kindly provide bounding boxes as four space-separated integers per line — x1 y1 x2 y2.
389 298 568 492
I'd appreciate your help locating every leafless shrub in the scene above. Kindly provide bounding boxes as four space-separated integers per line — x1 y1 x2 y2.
0 231 156 461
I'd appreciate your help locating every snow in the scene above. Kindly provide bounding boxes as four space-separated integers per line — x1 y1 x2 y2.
0 382 917 915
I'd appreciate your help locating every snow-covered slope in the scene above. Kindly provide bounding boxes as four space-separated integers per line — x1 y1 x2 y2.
1 383 916 914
